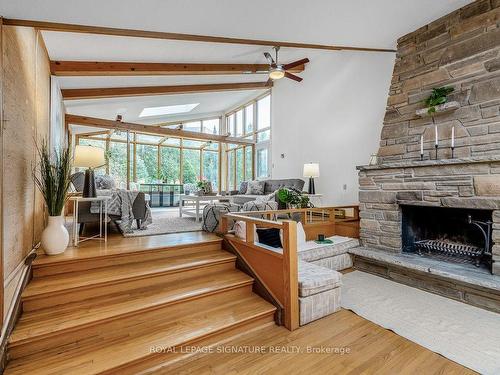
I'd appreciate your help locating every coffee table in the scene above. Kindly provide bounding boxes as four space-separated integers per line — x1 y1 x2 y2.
179 194 232 222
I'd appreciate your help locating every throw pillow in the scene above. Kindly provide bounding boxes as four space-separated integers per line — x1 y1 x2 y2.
279 221 307 246
95 175 116 190
246 180 265 195
256 228 282 248
238 181 248 194
234 220 258 241
255 190 276 202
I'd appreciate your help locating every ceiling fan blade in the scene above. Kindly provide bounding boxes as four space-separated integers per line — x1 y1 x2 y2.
283 58 310 71
264 52 275 66
284 72 303 82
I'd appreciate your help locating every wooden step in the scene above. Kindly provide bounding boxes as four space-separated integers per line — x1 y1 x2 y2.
9 269 254 359
33 233 222 277
5 292 276 375
22 250 236 311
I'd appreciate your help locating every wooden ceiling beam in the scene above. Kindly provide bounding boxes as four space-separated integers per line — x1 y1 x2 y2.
61 81 272 100
66 114 254 145
3 18 396 53
50 61 305 76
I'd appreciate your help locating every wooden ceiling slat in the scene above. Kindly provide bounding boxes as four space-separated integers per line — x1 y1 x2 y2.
66 114 254 145
62 81 273 100
3 18 396 53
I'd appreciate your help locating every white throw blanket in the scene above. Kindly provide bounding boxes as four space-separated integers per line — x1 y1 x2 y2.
91 189 152 233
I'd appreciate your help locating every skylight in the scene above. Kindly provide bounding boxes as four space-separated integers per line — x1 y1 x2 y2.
139 103 199 118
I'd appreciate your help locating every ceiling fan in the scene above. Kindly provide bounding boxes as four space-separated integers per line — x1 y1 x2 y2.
264 46 309 82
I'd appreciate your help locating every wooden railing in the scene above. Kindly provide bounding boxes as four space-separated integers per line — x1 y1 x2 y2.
221 205 359 331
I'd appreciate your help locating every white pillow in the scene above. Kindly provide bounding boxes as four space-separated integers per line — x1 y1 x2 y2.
279 221 306 246
234 221 258 242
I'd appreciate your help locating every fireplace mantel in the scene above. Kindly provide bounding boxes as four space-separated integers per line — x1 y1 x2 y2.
357 156 500 172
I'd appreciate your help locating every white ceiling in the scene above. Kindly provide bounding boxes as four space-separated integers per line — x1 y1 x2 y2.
1 0 473 125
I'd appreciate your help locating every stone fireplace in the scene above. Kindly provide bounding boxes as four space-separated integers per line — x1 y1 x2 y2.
358 1 500 277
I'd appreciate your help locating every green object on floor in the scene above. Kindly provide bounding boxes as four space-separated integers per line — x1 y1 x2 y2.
314 239 333 244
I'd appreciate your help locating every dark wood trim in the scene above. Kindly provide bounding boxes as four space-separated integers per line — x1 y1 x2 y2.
3 18 396 53
50 61 305 76
62 81 273 100
66 114 254 145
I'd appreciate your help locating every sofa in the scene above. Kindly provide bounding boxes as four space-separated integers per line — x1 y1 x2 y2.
230 178 305 205
70 172 150 231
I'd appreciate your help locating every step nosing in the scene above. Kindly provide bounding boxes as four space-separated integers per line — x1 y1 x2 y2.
23 257 236 300
10 279 256 347
32 240 223 268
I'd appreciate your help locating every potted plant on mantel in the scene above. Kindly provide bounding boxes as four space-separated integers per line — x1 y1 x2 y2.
33 141 73 255
417 86 458 116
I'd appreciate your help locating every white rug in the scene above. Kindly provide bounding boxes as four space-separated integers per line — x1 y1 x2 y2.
341 271 500 375
123 216 202 237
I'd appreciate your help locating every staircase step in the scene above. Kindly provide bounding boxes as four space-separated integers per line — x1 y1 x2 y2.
22 250 236 311
9 269 254 359
33 234 222 277
5 294 276 375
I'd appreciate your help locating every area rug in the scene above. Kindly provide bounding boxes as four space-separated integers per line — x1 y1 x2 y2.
123 216 202 237
341 271 500 375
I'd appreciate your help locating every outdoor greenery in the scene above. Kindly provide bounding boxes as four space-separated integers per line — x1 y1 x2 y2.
277 187 312 208
33 141 73 216
423 86 454 114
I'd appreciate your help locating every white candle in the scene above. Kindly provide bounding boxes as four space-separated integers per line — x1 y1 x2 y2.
420 135 424 155
435 125 438 146
451 126 455 148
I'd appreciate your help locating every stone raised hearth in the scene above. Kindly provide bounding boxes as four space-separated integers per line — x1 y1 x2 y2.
358 157 500 276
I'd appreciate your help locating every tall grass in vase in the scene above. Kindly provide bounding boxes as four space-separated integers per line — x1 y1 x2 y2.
33 141 73 255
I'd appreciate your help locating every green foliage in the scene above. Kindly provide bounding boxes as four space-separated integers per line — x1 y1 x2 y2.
423 86 454 114
33 141 73 216
277 188 312 208
196 180 212 193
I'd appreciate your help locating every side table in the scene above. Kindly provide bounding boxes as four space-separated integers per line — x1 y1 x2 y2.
69 196 110 246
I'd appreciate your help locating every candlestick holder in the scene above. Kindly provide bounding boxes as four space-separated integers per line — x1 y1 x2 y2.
435 144 438 160
451 147 455 159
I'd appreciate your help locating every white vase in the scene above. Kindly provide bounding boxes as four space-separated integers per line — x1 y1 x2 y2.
41 215 69 255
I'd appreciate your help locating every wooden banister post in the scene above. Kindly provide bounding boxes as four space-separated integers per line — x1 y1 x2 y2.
246 222 255 244
220 215 228 234
282 220 299 330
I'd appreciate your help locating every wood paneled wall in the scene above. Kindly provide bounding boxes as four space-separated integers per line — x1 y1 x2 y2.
1 24 51 324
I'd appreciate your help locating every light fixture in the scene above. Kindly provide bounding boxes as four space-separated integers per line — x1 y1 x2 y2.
139 103 199 118
269 66 285 80
303 163 320 194
74 145 105 197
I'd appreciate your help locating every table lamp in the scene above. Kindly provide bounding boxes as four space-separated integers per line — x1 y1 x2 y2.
303 163 320 194
73 145 105 197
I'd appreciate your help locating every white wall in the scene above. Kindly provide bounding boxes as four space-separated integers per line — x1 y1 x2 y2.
271 50 395 205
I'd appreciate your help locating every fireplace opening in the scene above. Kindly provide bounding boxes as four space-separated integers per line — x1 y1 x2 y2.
401 205 493 271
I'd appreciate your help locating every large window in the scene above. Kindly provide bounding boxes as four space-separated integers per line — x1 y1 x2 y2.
76 117 223 191
225 93 271 189
182 149 200 184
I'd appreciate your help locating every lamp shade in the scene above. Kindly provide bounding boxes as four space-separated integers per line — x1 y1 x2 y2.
73 145 105 168
303 163 320 178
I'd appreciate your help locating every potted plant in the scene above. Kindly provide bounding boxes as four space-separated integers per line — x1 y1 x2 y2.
277 187 312 209
196 180 213 196
423 86 454 114
33 141 73 255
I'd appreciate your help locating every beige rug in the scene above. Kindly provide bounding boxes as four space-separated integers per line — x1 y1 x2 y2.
123 215 202 237
341 271 500 375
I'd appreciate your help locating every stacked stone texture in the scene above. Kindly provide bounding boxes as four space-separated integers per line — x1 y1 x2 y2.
360 0 500 275
379 0 500 162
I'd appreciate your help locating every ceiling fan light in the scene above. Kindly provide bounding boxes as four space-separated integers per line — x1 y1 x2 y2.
269 67 285 80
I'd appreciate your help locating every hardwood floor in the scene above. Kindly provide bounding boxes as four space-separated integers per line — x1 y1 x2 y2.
5 231 476 374
160 309 476 375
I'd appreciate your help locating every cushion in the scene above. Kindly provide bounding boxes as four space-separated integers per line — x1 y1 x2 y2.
297 237 360 262
255 191 277 202
246 180 265 195
202 203 240 233
238 181 248 194
241 200 278 212
234 221 258 241
299 287 341 325
256 228 282 248
95 175 116 190
298 261 342 297
264 179 305 194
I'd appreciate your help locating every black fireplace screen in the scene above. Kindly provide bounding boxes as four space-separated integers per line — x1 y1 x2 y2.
401 205 492 268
